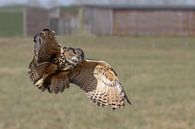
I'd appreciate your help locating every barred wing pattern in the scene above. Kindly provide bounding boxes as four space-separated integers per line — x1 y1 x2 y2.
28 57 69 93
69 59 131 109
29 29 131 109
42 71 70 93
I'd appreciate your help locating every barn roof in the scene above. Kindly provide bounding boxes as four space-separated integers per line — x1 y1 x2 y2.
53 4 195 11
79 4 195 10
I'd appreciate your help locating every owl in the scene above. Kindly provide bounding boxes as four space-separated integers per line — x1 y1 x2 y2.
28 29 84 92
28 29 131 110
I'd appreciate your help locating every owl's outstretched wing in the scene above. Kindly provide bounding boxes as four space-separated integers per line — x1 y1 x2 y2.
69 59 131 110
28 57 70 93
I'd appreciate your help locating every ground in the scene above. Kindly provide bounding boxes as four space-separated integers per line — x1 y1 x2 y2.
0 36 194 129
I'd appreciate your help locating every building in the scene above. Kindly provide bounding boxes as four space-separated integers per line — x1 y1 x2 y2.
49 6 79 35
1 3 195 37
110 5 195 36
50 4 195 36
0 5 49 37
49 5 112 36
24 6 49 36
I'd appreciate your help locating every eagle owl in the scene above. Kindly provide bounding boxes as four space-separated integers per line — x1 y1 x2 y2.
28 29 131 110
28 29 84 92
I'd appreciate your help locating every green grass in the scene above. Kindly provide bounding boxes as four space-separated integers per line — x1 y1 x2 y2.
0 12 23 37
0 5 23 12
0 36 194 129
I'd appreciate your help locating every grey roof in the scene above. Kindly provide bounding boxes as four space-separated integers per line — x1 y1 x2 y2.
72 0 195 6
79 4 195 10
70 0 195 10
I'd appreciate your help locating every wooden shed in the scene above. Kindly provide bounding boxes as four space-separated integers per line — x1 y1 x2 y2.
24 6 49 36
49 6 79 35
51 4 195 36
111 5 195 36
49 5 114 36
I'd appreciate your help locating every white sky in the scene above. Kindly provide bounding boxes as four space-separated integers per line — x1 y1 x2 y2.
1 0 195 6
0 0 73 6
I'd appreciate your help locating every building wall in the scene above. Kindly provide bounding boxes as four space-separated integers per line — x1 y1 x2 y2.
61 9 79 35
25 7 49 36
83 7 113 35
1 6 195 37
48 6 195 36
113 9 195 36
186 11 195 36
50 7 79 35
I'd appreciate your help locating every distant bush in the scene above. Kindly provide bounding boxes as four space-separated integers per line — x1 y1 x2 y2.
0 11 23 37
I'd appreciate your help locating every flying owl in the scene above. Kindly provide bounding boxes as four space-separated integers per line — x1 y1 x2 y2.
28 29 131 109
28 29 84 92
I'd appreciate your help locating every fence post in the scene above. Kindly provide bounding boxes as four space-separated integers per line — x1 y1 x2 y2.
78 6 85 35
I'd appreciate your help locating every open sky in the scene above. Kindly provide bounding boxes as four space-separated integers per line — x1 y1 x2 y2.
0 0 73 6
1 0 195 6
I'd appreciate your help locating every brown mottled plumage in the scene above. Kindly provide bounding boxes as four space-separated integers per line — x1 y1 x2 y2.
33 28 61 64
28 29 73 93
28 28 131 110
68 59 131 109
35 47 84 93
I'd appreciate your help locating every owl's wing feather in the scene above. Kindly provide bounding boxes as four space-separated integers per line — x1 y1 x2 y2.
69 59 131 109
43 71 70 94
28 57 58 88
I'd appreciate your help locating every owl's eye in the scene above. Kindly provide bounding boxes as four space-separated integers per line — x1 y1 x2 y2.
69 47 76 53
63 47 68 50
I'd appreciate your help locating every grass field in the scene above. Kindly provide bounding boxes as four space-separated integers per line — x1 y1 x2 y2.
0 36 194 129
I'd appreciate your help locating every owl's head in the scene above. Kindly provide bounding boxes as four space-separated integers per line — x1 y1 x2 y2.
59 47 84 70
33 29 58 59
33 28 55 44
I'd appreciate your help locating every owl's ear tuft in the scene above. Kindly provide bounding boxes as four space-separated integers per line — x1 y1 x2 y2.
42 28 55 34
42 28 51 32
